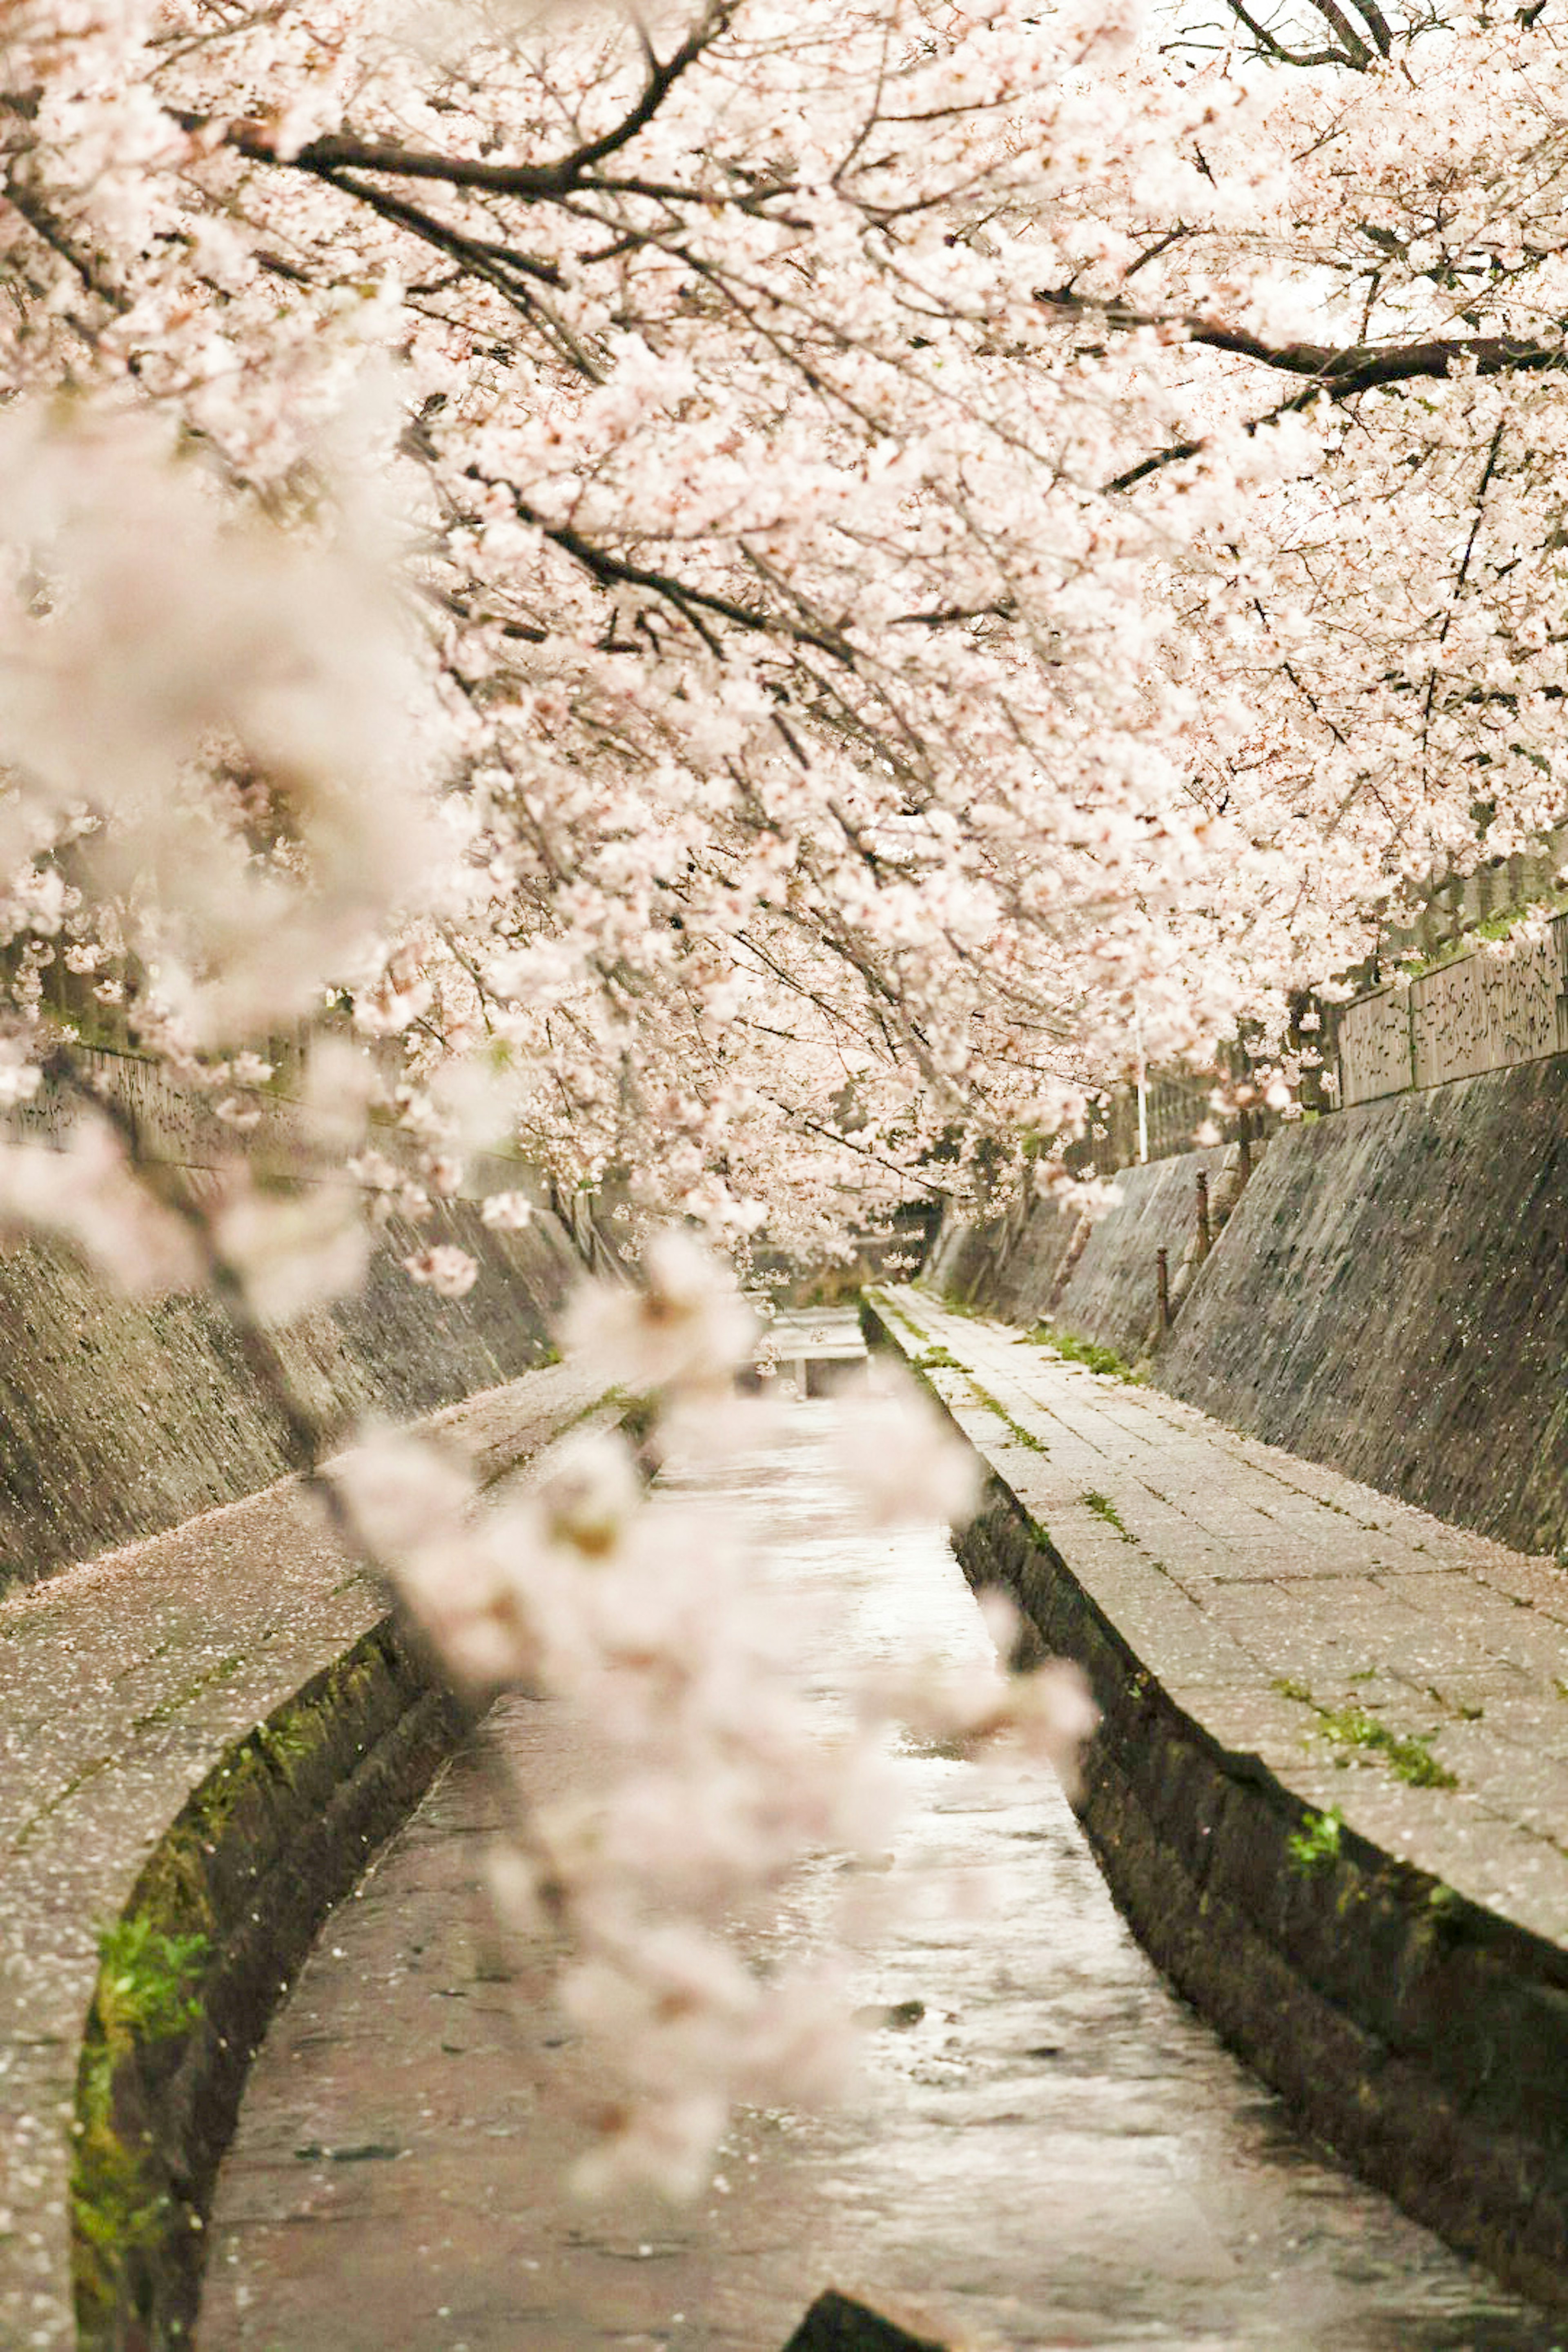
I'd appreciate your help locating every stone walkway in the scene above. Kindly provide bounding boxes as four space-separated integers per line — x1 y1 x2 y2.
869 1286 1568 1949
0 1361 606 2352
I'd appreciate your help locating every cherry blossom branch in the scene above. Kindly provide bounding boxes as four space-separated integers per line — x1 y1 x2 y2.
1038 286 1568 402
169 0 739 202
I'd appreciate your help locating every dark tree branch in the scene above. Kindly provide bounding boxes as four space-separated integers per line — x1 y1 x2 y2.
1038 285 1568 402
1221 0 1368 69
508 497 857 662
169 0 738 202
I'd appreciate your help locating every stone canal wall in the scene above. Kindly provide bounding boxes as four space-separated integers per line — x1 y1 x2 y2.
0 1357 609 2352
864 1288 1568 2311
931 1142 1247 1366
0 1197 587 1596
928 1055 1568 1559
0 1046 596 1592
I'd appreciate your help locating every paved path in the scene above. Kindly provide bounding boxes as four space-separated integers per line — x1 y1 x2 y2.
0 1361 606 2352
203 1406 1556 2350
867 1287 1568 1946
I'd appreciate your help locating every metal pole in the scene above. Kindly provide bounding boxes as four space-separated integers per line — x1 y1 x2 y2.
1156 1247 1170 1335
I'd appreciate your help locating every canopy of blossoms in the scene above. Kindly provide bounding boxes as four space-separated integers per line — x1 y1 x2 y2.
3 0 1564 1240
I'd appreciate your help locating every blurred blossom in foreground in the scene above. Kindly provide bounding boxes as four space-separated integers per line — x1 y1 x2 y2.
830 1369 984 1529
329 1238 1098 2200
0 1118 203 1295
562 1227 757 1394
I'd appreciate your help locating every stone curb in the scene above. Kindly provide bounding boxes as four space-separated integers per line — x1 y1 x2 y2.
71 1617 468 2352
862 1292 1568 2312
0 1360 609 2352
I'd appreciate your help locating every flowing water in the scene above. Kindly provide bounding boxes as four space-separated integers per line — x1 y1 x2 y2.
201 1401 1562 2352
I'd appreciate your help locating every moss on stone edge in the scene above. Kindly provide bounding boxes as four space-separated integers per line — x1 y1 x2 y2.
69 1626 410 2350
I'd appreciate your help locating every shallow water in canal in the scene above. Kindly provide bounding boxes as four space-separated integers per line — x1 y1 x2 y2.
203 1403 1563 2351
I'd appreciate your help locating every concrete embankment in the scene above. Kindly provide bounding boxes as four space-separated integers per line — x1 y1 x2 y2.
865 1285 1568 2309
933 1055 1568 1560
0 1194 586 1597
203 1395 1554 2352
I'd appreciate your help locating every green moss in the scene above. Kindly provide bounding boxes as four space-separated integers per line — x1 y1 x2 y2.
1287 1806 1343 1873
967 1382 1047 1451
1315 1703 1457 1788
1025 1325 1142 1383
1274 1679 1457 1789
71 1917 211 2333
1082 1490 1134 1541
1400 888 1568 978
70 1627 402 2341
866 1292 928 1347
130 1652 243 1733
93 1916 209 2048
12 1752 112 1849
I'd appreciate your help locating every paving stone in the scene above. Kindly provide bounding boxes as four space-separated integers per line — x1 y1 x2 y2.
871 1285 1568 1954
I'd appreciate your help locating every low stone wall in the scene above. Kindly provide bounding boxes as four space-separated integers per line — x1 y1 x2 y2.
1336 912 1568 1107
864 1293 1568 2311
0 1199 586 1596
954 1470 1568 2312
0 1356 608 2352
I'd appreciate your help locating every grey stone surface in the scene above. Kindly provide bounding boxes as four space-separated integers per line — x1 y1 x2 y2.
1155 1058 1568 1558
867 1287 1568 2301
0 1197 585 1595
929 1054 1568 1561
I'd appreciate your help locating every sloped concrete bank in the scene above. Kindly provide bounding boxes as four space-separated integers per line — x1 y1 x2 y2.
932 1054 1568 1559
929 1143 1242 1365
863 1291 1568 2310
0 1195 585 1597
1157 1060 1568 1558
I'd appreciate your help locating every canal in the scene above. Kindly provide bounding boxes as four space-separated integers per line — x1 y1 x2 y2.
201 1389 1559 2350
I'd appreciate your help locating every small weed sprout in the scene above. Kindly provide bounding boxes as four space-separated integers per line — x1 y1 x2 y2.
1288 1807 1343 1873
1082 1490 1134 1541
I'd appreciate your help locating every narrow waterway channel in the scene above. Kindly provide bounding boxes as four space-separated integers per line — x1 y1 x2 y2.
202 1394 1560 2352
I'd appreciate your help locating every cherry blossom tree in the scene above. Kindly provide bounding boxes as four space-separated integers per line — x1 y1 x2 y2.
6 0 1566 1229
